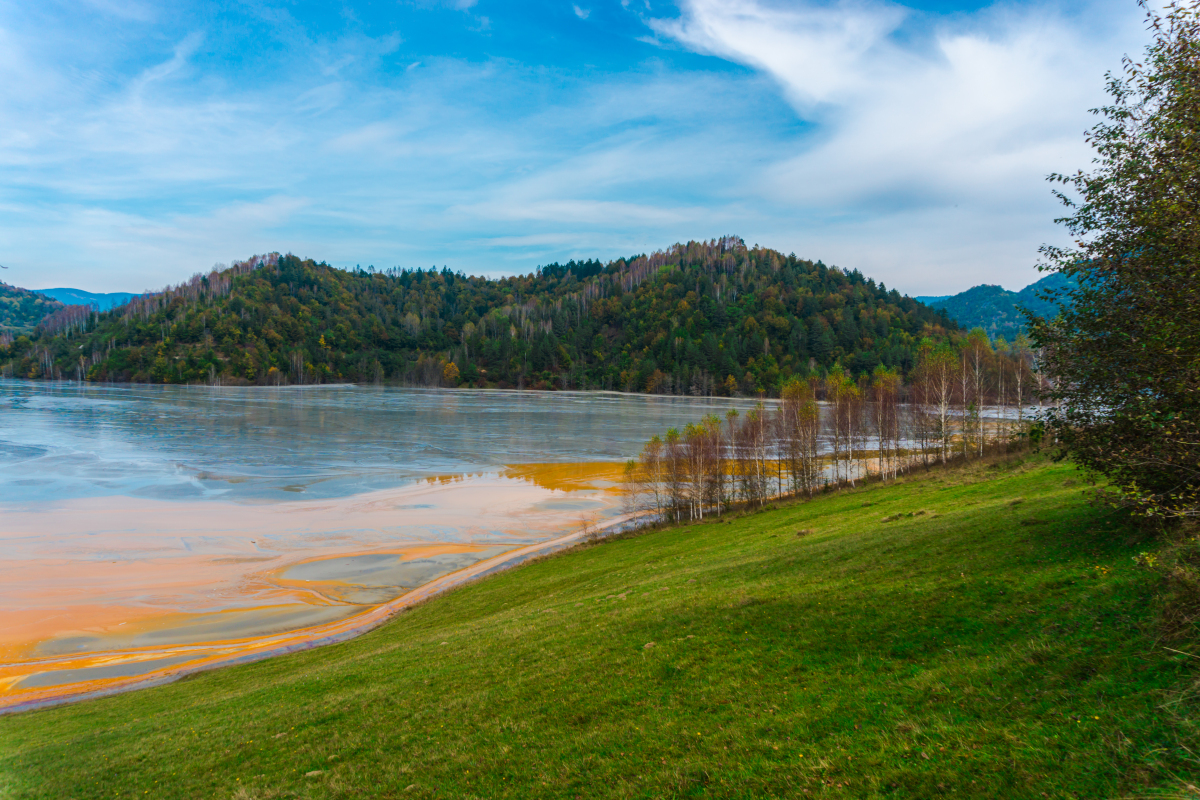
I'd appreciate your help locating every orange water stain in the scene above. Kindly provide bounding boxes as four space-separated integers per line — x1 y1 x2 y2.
1 463 631 711
502 462 627 493
262 542 511 604
0 510 637 712
0 605 173 661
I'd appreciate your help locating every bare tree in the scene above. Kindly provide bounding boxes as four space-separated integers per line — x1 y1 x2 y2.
724 408 740 508
739 404 770 506
871 366 902 481
637 435 666 519
682 421 712 520
964 328 992 457
700 414 725 515
781 377 821 495
848 374 866 485
920 345 957 463
824 366 847 483
664 428 686 520
1012 332 1032 432
909 365 936 468
993 336 1010 450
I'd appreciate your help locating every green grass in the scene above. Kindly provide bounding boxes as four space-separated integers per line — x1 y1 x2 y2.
1 456 1195 799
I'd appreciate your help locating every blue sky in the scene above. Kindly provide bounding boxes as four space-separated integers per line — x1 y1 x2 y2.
0 0 1145 294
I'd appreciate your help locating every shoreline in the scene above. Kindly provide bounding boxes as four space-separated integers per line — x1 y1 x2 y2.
0 377 778 402
0 377 1053 413
0 510 642 716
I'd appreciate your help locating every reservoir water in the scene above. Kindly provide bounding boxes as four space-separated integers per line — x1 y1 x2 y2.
0 381 763 710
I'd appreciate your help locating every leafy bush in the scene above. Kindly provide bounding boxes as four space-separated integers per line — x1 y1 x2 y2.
1035 1 1200 520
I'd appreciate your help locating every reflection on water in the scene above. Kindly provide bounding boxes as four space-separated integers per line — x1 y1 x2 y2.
0 381 765 711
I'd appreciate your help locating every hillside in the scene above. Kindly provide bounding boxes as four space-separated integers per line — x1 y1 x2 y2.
1 456 1194 798
33 287 137 311
917 273 1072 339
0 282 63 335
0 238 957 392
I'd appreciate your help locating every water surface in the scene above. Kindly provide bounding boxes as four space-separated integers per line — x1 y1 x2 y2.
0 381 764 709
0 382 764 504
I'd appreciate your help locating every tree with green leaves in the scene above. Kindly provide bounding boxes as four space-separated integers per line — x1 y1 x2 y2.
1034 0 1200 519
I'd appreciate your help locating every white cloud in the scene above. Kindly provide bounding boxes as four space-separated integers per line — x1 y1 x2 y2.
0 0 1151 294
1 195 310 292
128 30 204 95
650 0 908 108
574 5 591 20
648 0 1145 290
458 197 697 226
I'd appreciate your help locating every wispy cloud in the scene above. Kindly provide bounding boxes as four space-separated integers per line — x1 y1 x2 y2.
646 0 1144 289
0 0 1149 293
128 30 204 95
650 0 909 107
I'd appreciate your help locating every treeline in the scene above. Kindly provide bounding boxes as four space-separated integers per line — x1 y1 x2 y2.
1 238 962 394
625 335 1041 521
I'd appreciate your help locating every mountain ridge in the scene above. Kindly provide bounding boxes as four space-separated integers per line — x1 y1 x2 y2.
1 238 960 391
916 273 1073 339
33 288 138 311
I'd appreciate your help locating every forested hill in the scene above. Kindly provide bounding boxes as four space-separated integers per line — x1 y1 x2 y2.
1 238 957 393
0 282 63 335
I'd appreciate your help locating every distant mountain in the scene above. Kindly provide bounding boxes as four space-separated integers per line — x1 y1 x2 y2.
916 273 1074 340
34 288 137 311
0 282 64 334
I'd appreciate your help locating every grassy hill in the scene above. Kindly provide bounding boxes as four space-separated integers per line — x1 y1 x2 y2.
1 456 1195 799
1 239 958 392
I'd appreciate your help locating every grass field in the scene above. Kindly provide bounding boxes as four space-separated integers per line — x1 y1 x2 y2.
1 455 1195 799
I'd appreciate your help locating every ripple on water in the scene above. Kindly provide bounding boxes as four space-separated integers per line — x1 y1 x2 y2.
0 441 48 464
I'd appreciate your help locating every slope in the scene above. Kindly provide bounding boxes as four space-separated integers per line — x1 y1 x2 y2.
1 456 1193 799
1 238 956 392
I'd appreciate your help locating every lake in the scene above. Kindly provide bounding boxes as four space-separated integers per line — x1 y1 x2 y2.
0 381 764 710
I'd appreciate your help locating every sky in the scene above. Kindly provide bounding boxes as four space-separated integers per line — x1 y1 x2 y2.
0 0 1148 294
